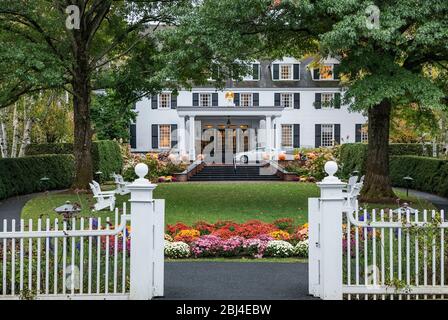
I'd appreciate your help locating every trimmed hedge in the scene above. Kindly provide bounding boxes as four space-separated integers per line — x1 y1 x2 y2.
26 140 123 180
339 143 434 177
390 156 448 198
0 155 75 200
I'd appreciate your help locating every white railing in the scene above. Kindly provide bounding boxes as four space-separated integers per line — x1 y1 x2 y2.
0 163 164 300
309 161 448 300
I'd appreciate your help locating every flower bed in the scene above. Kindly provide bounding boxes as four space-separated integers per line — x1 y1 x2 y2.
165 219 309 259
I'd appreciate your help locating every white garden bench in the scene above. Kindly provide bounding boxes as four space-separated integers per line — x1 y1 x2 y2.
89 181 116 211
112 173 131 195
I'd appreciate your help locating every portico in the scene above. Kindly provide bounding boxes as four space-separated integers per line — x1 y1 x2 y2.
177 107 283 162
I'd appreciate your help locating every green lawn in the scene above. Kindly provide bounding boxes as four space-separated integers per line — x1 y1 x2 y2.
21 182 436 226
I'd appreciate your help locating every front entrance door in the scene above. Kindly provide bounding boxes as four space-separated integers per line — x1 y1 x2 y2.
218 128 236 163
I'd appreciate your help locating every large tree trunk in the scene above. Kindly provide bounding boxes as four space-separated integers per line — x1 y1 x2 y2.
18 101 32 157
71 38 93 190
360 99 397 203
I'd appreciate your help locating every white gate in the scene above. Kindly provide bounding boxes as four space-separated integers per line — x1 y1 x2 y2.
0 163 164 300
309 161 448 300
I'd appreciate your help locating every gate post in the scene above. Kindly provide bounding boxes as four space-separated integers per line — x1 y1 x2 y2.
316 161 346 300
128 163 158 300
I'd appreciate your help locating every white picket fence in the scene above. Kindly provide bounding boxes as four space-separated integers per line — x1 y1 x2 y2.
309 161 448 300
0 163 164 300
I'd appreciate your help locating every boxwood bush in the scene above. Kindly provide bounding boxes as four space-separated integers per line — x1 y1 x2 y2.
339 143 434 177
0 154 74 200
390 156 448 197
26 140 123 180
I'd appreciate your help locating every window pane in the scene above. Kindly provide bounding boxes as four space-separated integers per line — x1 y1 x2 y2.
320 65 333 80
282 125 293 148
240 93 252 107
321 124 334 147
159 93 171 109
159 125 171 148
321 93 334 109
199 93 211 107
280 93 293 108
361 125 368 143
280 65 292 80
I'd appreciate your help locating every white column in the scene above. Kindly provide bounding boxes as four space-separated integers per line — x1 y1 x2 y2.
316 161 346 300
178 116 186 155
266 116 272 150
275 119 282 149
189 116 196 161
128 163 157 300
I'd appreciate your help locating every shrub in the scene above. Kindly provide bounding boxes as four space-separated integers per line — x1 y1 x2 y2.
268 230 291 240
265 240 295 258
164 241 190 259
25 140 122 181
0 154 74 200
390 156 448 197
339 143 434 177
294 240 309 258
174 229 201 243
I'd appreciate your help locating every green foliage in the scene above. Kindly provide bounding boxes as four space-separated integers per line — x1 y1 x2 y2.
339 143 434 177
91 140 123 181
390 156 448 197
0 154 74 200
25 140 122 181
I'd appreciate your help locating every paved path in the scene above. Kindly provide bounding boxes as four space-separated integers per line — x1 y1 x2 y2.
0 190 66 231
159 262 315 300
395 188 448 212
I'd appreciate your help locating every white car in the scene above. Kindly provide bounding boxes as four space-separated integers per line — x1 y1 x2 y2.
234 147 284 164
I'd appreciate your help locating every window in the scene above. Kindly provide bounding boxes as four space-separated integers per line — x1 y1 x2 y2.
159 125 171 149
321 124 334 147
282 125 293 148
280 93 293 108
240 93 253 107
321 93 334 109
320 65 334 80
361 125 368 143
199 93 211 107
280 64 293 80
159 93 171 109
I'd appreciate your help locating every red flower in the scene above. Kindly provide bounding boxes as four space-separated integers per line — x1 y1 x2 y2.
166 223 190 237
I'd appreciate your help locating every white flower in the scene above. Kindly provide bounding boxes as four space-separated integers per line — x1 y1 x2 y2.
165 241 190 259
294 239 309 257
265 240 294 257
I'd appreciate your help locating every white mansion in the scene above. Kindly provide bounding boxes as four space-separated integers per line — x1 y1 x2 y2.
130 57 367 162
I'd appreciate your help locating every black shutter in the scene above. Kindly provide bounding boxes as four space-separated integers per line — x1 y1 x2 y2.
151 95 158 109
355 124 362 143
152 124 158 149
212 93 218 106
315 93 322 109
171 124 177 148
273 64 279 80
130 124 136 149
171 94 177 109
334 93 341 109
334 64 341 80
294 93 300 109
334 124 341 144
293 124 300 148
234 93 240 106
253 64 260 80
193 93 199 106
313 68 320 80
253 93 259 106
274 93 281 107
315 124 322 148
293 64 300 80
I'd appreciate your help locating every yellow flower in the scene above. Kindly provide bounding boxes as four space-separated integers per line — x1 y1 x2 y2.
269 230 291 240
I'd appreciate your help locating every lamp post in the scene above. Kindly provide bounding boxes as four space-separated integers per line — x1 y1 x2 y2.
40 176 50 192
403 176 414 197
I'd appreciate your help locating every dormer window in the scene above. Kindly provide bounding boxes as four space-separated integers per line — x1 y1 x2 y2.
313 64 340 80
242 63 260 81
272 62 300 80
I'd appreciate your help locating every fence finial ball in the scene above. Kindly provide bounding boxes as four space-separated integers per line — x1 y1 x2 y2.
324 161 338 177
135 163 149 179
